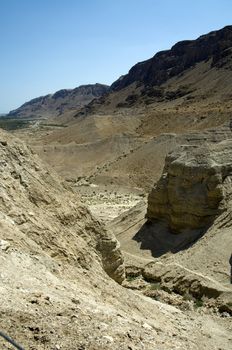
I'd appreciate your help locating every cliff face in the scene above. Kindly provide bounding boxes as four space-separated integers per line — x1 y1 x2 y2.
8 26 232 121
0 129 124 283
8 83 109 119
111 26 232 91
147 141 232 232
75 26 232 117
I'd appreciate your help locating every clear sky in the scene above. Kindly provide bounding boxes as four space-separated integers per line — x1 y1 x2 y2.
1 0 231 112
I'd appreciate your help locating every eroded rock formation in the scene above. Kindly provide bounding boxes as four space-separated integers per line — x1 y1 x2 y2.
0 129 124 283
147 140 232 232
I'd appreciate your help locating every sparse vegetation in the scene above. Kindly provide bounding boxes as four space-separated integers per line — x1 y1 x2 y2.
149 282 162 290
183 293 195 302
126 275 138 282
194 299 204 308
0 118 31 130
40 123 67 128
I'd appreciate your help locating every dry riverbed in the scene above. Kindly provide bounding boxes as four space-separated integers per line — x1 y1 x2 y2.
74 183 145 223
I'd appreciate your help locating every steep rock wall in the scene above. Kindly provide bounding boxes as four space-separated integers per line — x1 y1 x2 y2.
0 130 125 283
147 141 232 232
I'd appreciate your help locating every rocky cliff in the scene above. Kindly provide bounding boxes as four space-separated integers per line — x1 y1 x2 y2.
76 26 232 117
8 83 109 119
0 129 124 283
8 26 232 122
147 140 232 232
111 26 232 91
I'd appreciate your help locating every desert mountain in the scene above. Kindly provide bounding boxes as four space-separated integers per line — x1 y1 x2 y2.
9 26 232 123
8 83 109 119
1 25 232 349
12 26 232 193
111 25 232 90
79 25 232 115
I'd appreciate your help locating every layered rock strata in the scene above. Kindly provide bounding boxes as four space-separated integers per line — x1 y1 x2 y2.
147 140 232 232
0 129 124 283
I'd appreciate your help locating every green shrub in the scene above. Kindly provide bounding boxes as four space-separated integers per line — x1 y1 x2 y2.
149 283 161 290
126 275 138 282
194 299 204 308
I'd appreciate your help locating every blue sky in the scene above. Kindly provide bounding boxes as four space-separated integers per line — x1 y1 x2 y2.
1 0 231 112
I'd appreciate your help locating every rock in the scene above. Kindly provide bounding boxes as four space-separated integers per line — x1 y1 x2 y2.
0 140 7 146
143 262 231 300
97 234 125 284
142 322 152 330
147 141 232 232
71 298 80 305
102 335 114 343
126 265 143 278
217 292 232 315
0 239 10 251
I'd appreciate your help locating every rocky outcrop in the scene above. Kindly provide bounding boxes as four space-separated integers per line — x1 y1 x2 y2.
147 140 232 232
0 129 124 283
111 26 232 90
8 83 109 119
143 262 231 299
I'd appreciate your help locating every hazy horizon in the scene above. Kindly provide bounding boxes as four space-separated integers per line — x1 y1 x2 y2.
1 0 232 113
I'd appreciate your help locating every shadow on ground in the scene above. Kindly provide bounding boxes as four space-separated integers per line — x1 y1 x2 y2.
132 220 206 258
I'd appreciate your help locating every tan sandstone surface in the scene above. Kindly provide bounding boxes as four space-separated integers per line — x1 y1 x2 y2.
1 129 231 349
107 141 232 324
0 132 230 349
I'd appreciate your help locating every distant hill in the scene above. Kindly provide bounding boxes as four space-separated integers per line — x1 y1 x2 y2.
8 83 109 119
9 26 232 121
78 25 232 116
111 25 232 91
